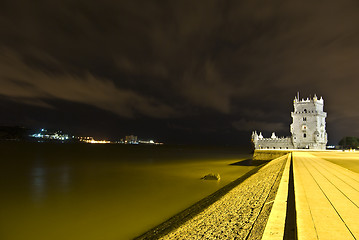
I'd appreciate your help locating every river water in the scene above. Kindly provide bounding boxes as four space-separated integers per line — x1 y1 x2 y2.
0 142 253 240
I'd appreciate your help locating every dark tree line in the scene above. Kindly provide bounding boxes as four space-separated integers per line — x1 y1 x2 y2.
338 136 359 149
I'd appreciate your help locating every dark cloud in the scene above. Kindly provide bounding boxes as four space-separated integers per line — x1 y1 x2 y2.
1 0 359 144
0 49 176 118
233 119 287 133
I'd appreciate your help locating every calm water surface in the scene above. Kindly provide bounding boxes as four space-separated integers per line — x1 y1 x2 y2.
0 143 253 240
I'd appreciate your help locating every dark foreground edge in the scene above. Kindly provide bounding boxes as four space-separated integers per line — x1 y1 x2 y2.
283 154 297 239
134 161 271 240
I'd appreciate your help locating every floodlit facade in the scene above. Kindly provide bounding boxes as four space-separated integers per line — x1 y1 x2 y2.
252 94 328 150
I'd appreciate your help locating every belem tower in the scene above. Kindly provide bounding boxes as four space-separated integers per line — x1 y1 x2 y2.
251 94 328 150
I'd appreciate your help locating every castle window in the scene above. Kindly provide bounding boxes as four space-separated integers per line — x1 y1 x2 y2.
303 117 307 121
304 133 307 138
304 109 307 113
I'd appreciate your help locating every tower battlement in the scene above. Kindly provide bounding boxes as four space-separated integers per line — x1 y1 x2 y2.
293 94 324 104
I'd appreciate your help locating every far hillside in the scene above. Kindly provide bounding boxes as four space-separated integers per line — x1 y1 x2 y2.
0 126 29 141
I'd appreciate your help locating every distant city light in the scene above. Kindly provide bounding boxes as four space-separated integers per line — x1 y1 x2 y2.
89 140 110 144
77 136 110 144
30 128 70 141
29 129 163 145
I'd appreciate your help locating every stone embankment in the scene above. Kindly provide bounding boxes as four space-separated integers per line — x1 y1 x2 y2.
252 150 290 160
136 154 288 240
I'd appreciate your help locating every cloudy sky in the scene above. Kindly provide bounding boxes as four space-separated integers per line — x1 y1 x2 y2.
1 0 359 145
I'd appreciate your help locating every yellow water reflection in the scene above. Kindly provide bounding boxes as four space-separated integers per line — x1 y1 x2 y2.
0 144 253 240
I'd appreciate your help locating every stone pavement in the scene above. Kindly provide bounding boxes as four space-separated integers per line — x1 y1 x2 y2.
292 152 359 240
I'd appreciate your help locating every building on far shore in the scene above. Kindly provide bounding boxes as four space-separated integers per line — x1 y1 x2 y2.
125 135 138 144
252 94 328 150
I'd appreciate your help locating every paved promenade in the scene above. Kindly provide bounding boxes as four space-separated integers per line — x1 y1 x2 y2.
138 151 359 239
293 152 359 240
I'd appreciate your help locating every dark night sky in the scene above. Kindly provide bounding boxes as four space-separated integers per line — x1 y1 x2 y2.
1 0 359 145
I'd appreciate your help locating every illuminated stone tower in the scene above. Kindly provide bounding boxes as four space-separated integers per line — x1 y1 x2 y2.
252 93 328 150
290 94 327 149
